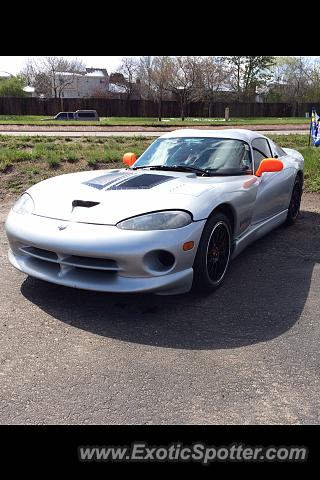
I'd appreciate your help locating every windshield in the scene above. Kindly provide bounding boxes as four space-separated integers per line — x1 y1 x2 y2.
132 137 252 175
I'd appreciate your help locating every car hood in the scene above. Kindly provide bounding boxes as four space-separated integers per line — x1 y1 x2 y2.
27 169 215 225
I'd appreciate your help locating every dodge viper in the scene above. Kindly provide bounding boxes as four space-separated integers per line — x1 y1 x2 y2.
5 129 304 295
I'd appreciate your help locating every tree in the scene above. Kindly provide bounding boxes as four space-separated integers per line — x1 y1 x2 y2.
197 56 231 116
0 75 26 97
149 56 173 121
109 72 127 87
224 56 275 100
114 57 139 115
305 58 320 102
118 57 138 100
137 56 154 100
135 56 173 120
89 87 108 98
267 57 316 114
20 57 86 107
167 56 202 120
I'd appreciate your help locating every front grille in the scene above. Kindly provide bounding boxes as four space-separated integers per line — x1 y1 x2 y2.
19 245 120 273
20 246 58 262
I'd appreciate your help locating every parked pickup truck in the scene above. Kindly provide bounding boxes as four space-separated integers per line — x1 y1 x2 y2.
42 110 100 121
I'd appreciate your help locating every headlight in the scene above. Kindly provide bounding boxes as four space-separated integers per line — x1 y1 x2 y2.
12 193 35 215
117 210 192 231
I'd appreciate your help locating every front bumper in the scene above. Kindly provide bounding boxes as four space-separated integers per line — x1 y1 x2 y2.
5 210 206 295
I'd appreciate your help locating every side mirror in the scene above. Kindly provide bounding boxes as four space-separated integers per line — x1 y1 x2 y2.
255 158 284 177
123 152 137 167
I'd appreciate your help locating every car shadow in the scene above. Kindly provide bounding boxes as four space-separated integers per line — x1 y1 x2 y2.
20 209 320 350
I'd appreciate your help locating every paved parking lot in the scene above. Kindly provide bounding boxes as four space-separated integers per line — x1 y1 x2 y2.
0 194 320 424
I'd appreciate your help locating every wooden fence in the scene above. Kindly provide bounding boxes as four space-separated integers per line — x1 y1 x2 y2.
0 97 318 117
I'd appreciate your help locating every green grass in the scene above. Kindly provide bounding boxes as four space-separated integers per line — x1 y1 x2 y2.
64 151 80 163
0 115 310 127
47 157 61 169
0 134 319 198
269 134 320 193
0 135 153 198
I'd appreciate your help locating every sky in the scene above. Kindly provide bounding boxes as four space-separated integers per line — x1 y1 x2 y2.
0 56 131 76
0 56 319 77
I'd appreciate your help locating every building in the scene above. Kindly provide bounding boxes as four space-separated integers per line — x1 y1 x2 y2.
53 68 109 98
0 71 12 80
23 86 36 97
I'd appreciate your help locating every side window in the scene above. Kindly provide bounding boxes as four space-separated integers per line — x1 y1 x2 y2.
77 111 96 118
68 112 74 119
268 139 286 158
57 113 67 120
252 138 272 173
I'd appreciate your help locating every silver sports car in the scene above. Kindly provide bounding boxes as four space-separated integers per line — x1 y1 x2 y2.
5 129 304 295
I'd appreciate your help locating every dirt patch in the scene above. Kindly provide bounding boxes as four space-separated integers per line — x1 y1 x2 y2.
299 192 320 212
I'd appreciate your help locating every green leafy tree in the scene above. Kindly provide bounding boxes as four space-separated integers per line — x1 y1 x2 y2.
0 75 26 97
224 56 275 100
268 57 315 114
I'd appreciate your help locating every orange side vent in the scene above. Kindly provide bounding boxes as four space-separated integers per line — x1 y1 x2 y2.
183 241 194 251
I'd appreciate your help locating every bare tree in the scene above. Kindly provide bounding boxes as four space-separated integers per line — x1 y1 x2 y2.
149 56 173 121
20 57 86 108
115 57 139 115
21 60 51 97
167 56 202 120
137 56 154 100
135 56 173 120
89 87 109 98
197 56 231 116
118 57 138 100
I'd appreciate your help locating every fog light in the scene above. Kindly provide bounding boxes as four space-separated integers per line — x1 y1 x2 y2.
158 250 175 267
183 241 194 251
143 250 175 273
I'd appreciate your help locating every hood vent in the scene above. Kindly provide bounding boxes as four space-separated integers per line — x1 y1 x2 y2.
72 200 100 209
83 172 132 190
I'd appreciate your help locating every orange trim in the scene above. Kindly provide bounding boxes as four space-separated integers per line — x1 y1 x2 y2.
123 152 137 167
255 158 284 177
183 241 194 251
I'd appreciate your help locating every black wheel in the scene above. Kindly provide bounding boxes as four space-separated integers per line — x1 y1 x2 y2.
286 176 302 226
192 212 232 293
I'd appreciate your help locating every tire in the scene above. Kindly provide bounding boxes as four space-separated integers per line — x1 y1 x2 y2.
286 176 303 226
192 212 232 293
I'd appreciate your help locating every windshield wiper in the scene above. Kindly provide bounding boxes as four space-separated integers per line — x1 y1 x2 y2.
131 165 162 170
131 164 211 176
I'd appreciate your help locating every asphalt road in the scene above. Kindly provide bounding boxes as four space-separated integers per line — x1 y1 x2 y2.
0 130 309 137
1 194 320 424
